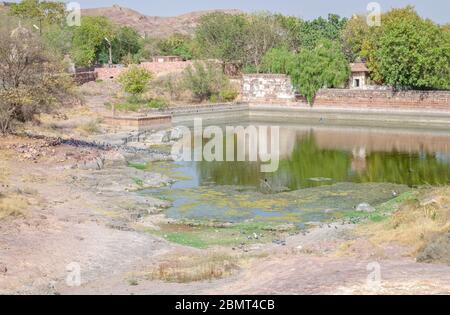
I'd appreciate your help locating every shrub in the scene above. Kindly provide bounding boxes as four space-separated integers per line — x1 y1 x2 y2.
182 62 229 102
118 66 153 96
147 98 168 110
219 87 239 102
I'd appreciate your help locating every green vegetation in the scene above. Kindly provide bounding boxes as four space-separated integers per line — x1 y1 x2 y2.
118 65 153 96
289 40 350 104
10 0 66 34
294 14 347 50
182 62 237 102
147 221 295 249
113 66 172 111
72 16 138 67
342 191 418 223
374 8 449 89
193 7 450 101
157 33 194 60
195 12 248 71
261 47 295 74
343 6 450 89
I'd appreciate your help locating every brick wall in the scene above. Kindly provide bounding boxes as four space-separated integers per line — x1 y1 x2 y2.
242 74 296 103
313 89 450 110
95 61 192 80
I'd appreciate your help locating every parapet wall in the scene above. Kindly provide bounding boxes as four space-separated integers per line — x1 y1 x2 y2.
95 61 192 80
313 89 450 110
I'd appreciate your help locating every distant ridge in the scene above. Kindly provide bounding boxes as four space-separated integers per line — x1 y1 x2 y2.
81 5 242 38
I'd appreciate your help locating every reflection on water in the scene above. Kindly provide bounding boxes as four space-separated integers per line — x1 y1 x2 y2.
194 126 450 190
146 124 450 224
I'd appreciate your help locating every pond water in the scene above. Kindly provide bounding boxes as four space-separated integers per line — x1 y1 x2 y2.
144 124 450 224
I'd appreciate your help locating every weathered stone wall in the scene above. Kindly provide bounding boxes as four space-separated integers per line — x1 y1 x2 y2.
72 71 98 85
313 89 450 110
95 61 192 80
242 74 296 103
103 114 172 130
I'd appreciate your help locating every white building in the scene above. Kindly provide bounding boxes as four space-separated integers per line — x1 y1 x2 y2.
349 61 370 89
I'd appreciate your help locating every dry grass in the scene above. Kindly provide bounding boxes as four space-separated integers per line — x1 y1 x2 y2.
143 251 246 283
0 194 28 220
77 119 102 135
359 187 450 255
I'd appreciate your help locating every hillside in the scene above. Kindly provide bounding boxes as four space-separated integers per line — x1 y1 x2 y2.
82 5 241 38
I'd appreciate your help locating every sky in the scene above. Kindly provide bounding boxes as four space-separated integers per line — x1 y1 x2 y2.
66 0 450 24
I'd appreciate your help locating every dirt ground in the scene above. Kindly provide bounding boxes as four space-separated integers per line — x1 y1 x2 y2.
1 82 449 295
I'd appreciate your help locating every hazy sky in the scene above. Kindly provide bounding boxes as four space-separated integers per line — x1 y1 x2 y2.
66 0 449 23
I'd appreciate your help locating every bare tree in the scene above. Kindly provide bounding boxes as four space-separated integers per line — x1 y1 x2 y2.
0 22 73 133
243 13 284 73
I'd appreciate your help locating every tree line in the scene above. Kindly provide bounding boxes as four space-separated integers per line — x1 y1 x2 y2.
1 0 449 131
9 2 450 90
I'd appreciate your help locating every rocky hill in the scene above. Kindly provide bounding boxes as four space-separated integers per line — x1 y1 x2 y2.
82 5 241 38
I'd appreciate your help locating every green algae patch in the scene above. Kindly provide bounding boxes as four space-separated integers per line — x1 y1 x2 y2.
340 190 419 223
154 182 411 224
146 220 295 249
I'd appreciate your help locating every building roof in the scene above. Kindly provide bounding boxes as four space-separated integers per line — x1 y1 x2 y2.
350 62 369 73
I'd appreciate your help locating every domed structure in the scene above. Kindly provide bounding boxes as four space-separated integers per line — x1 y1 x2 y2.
10 22 32 39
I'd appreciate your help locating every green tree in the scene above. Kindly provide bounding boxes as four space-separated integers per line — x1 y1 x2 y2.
96 26 142 64
195 12 248 71
71 16 114 66
10 0 66 34
115 27 142 64
118 66 153 96
261 47 295 74
374 8 450 89
274 14 304 52
157 33 194 60
299 14 347 49
342 15 370 61
289 40 350 104
42 23 73 56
